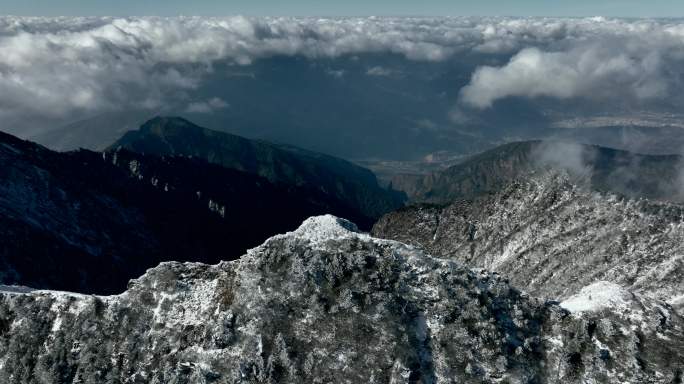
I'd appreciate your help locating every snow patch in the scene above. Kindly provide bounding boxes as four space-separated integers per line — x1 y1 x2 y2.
561 281 632 313
669 294 684 308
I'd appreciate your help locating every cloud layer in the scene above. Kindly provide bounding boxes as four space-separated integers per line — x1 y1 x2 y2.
460 18 684 109
3 16 684 133
460 43 671 109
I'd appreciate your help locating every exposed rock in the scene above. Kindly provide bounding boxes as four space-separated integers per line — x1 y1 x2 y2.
0 215 682 383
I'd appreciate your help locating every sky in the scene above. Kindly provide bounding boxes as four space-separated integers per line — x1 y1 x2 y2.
2 0 684 17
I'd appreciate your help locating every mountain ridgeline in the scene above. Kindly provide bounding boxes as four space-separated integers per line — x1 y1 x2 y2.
1 123 684 382
30 110 154 152
373 172 684 308
110 117 405 224
1 216 682 383
392 140 684 204
0 118 402 294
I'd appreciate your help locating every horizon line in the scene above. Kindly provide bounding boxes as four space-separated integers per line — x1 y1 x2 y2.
2 14 683 19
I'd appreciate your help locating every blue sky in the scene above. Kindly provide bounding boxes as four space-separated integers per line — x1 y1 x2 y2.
2 0 683 17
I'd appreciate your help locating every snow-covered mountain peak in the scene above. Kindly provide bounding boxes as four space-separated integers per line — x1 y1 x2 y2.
290 214 361 242
249 214 401 256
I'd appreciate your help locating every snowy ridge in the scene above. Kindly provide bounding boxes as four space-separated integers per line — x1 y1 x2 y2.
0 214 683 382
373 172 684 303
1 215 378 300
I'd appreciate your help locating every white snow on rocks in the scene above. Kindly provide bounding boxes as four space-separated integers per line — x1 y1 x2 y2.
561 281 632 313
150 277 220 327
251 215 399 254
287 215 362 243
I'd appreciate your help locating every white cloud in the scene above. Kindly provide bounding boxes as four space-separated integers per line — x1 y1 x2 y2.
0 16 475 131
531 140 595 177
460 43 671 108
185 97 230 114
459 17 684 109
2 16 684 132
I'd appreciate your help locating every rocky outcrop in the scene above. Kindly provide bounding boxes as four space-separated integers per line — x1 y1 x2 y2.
0 216 682 383
373 173 684 306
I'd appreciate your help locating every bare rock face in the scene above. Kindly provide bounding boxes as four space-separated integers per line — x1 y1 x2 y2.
373 173 684 306
0 215 682 383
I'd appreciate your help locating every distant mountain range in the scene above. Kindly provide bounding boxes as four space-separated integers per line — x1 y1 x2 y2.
545 125 684 156
30 111 154 152
3 119 684 382
110 117 405 221
391 140 684 204
0 118 403 293
23 55 494 161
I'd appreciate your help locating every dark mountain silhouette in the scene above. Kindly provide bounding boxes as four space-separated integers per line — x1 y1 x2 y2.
111 116 405 220
0 130 380 294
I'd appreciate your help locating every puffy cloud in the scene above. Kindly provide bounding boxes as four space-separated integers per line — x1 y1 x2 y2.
3 16 684 133
531 141 595 177
460 44 670 108
0 16 478 131
459 17 684 109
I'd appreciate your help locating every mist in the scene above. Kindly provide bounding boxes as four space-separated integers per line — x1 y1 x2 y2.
531 140 684 203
